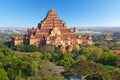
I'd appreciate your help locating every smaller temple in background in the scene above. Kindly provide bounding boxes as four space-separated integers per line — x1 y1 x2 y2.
105 32 112 40
11 9 93 51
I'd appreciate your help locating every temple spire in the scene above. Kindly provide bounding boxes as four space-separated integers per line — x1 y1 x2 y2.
46 9 58 18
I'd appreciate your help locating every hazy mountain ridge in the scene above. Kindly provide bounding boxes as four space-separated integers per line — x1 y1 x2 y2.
0 27 120 30
77 27 120 31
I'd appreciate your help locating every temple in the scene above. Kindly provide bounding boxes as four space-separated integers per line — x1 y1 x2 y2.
105 32 112 40
11 9 93 51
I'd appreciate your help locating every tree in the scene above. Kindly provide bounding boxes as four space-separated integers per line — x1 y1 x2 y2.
80 46 103 61
2 58 31 80
105 66 120 80
50 52 62 62
13 45 26 52
38 61 64 77
31 61 38 76
110 69 120 80
0 44 14 58
57 51 76 68
0 51 4 59
39 44 55 54
76 55 86 61
41 53 52 61
67 61 111 80
25 45 37 52
13 45 37 52
96 50 117 66
71 49 80 60
0 68 9 80
116 55 120 67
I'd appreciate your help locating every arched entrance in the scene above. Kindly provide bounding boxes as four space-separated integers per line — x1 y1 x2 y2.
56 42 62 49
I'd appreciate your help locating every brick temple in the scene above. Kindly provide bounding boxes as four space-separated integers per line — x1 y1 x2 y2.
105 32 112 40
11 9 93 51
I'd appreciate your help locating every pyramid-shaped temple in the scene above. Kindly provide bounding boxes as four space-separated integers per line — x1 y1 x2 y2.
11 9 93 51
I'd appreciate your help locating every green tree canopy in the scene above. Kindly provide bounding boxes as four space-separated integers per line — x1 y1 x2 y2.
96 50 117 66
67 61 111 80
57 51 76 68
13 45 37 52
39 44 55 54
80 46 103 61
0 68 9 80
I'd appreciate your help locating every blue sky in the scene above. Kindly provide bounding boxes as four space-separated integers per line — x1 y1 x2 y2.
0 0 120 28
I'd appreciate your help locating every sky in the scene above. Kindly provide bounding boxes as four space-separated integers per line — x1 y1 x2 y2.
0 0 120 28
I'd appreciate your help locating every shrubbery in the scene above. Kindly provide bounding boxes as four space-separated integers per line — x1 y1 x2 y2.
13 45 38 52
39 44 55 54
0 43 120 80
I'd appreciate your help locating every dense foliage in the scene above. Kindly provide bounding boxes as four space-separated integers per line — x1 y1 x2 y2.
67 61 111 80
0 45 64 80
13 45 38 52
0 43 120 80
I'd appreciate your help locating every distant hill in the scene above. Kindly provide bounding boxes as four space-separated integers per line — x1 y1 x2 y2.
0 27 29 30
77 27 120 31
0 26 120 31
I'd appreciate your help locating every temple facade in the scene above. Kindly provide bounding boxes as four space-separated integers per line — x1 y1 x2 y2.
105 32 112 40
11 9 93 51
